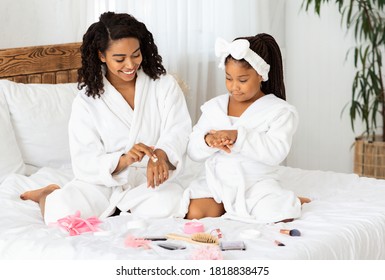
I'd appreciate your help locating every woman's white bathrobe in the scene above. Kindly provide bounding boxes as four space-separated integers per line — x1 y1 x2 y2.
44 70 192 224
183 93 301 223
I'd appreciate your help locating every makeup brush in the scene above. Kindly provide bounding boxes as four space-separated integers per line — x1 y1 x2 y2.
279 229 301 236
165 233 219 245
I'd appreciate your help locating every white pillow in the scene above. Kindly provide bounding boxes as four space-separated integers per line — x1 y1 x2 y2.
0 80 78 169
0 87 26 183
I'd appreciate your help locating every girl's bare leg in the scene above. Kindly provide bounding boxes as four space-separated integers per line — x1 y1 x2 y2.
185 196 310 221
20 184 60 216
185 198 225 220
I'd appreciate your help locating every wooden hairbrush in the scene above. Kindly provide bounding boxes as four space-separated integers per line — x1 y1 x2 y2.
165 233 219 245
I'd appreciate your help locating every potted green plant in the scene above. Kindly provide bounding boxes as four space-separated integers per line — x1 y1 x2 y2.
302 0 385 179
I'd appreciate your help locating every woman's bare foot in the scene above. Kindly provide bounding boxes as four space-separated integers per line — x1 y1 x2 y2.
299 197 311 205
20 184 60 203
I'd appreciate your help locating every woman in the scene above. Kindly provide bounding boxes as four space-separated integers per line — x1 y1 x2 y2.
21 12 192 224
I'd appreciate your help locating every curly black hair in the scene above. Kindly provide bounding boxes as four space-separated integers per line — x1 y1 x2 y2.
77 12 166 98
226 33 286 100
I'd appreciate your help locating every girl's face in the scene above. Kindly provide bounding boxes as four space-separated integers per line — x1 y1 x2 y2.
99 37 142 85
225 59 264 104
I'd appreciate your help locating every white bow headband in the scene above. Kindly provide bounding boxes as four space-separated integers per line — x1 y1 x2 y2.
215 37 270 81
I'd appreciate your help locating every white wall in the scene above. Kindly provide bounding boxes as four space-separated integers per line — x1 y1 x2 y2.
285 0 360 173
0 0 88 49
0 0 363 174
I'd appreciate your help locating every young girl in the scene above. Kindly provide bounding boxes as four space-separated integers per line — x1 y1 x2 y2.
183 34 309 223
20 12 192 224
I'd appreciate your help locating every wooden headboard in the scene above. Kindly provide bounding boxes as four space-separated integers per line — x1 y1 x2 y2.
0 42 81 84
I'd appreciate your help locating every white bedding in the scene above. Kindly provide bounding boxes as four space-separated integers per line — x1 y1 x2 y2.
1 163 384 260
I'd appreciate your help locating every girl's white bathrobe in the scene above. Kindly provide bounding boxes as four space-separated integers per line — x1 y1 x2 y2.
44 70 192 224
183 93 301 223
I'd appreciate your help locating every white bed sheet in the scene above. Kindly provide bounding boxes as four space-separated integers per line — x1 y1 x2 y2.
0 165 385 260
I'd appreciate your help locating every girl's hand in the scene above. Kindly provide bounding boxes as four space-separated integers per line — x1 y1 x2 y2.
204 129 238 153
146 149 175 188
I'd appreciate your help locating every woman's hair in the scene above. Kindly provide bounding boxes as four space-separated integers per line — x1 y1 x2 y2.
78 12 166 98
226 33 285 100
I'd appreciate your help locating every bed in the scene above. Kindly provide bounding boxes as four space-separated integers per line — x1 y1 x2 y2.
1 42 385 260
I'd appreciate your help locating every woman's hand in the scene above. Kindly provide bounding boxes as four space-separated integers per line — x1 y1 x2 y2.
147 149 175 188
125 143 157 165
204 129 238 153
113 143 156 174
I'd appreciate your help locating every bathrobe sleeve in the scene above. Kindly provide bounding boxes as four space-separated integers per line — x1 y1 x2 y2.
232 106 299 166
187 105 219 162
154 75 192 175
188 95 234 162
68 96 124 187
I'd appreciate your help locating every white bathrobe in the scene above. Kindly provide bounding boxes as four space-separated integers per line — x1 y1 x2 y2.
183 93 301 223
44 70 192 224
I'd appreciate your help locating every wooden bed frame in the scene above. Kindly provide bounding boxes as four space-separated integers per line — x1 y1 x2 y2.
0 42 81 84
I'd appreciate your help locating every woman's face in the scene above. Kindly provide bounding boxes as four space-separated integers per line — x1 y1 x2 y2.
225 59 264 104
99 37 142 85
